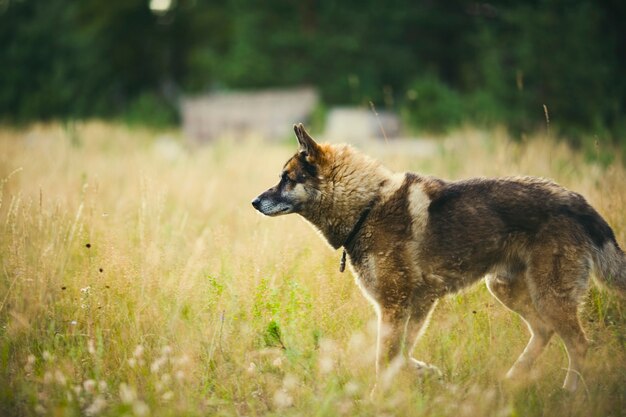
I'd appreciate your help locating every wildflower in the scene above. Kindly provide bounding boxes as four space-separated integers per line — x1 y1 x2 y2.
42 351 53 362
43 371 53 384
127 358 137 368
272 389 293 409
173 354 190 366
24 354 36 373
98 380 108 392
133 345 144 358
34 404 46 415
85 395 107 416
161 345 172 356
83 379 97 393
271 357 283 368
162 391 174 401
318 356 334 374
88 339 96 355
348 332 366 351
150 356 166 374
282 374 299 391
71 320 78 326
344 381 360 396
175 370 185 382
54 370 67 385
161 373 171 385
119 383 136 404
246 362 257 374
337 399 354 415
319 338 338 354
132 400 149 417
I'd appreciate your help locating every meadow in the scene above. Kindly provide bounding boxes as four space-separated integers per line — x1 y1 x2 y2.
0 122 624 417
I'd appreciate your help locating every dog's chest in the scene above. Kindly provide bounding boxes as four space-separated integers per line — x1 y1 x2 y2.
350 255 380 302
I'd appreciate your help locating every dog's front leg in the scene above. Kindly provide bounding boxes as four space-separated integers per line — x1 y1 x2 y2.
376 306 410 382
405 299 442 377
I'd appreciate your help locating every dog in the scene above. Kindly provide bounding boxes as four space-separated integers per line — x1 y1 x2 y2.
252 124 625 392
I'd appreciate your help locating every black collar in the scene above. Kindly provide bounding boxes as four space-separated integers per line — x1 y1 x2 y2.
339 199 377 272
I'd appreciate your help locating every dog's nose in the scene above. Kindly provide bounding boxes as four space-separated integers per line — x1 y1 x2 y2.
251 197 261 210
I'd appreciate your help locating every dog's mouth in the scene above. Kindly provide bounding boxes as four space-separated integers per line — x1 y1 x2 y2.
251 197 293 216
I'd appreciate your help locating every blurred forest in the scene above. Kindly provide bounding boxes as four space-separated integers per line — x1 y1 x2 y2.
1 0 625 142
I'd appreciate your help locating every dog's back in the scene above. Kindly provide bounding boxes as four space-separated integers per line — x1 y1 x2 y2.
414 175 624 295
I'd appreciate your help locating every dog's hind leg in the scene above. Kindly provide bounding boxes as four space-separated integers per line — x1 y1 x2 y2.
526 248 590 392
486 272 554 379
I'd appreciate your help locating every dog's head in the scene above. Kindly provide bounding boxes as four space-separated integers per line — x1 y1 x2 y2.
252 124 325 216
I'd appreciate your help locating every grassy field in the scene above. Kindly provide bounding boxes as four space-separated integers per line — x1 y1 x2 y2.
0 122 625 417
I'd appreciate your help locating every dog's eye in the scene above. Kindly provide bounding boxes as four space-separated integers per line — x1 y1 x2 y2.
281 173 292 182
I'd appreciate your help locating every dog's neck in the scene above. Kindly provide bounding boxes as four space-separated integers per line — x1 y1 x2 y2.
298 146 393 249
301 193 379 250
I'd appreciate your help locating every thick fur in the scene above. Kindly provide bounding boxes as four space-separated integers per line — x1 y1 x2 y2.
252 124 626 392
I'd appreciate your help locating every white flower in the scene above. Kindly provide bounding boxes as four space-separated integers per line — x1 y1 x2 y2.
246 362 257 374
132 400 149 417
98 380 108 392
83 379 97 393
24 354 36 373
133 345 144 358
272 389 293 409
88 339 96 355
173 354 190 366
119 383 136 404
85 395 107 416
54 370 67 385
344 381 360 396
150 357 166 374
282 374 299 390
272 357 283 368
43 371 53 384
319 356 334 374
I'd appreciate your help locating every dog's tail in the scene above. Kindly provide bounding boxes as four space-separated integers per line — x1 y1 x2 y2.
567 196 626 296
592 240 626 297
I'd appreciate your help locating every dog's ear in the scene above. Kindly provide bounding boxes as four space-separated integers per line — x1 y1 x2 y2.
294 123 320 160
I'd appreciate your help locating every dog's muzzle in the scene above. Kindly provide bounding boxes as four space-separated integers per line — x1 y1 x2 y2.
251 194 293 216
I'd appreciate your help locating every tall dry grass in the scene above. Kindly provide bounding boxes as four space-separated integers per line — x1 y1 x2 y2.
0 122 624 417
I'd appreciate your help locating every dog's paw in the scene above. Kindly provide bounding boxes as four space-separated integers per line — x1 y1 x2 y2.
408 358 443 379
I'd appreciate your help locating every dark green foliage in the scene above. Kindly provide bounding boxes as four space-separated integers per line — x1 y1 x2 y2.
0 0 625 142
123 92 178 128
263 320 286 350
403 75 464 134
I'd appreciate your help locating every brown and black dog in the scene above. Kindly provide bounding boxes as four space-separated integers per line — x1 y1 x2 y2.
252 124 625 391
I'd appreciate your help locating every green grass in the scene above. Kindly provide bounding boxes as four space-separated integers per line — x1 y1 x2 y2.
0 122 625 417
